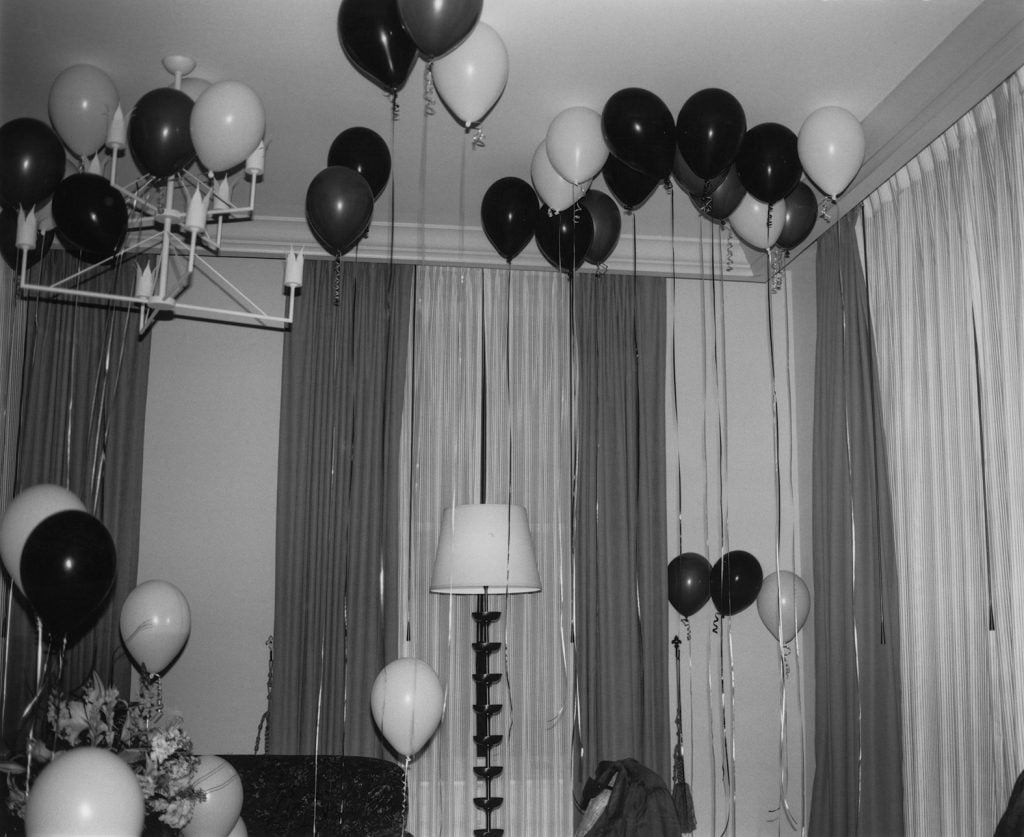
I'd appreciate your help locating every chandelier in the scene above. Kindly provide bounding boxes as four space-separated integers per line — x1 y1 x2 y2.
9 56 301 333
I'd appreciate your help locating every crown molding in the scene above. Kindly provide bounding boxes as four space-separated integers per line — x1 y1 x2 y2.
214 215 756 280
785 0 1024 262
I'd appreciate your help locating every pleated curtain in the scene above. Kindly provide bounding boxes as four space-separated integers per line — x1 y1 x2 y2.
269 259 412 758
402 266 574 835
572 272 670 792
808 213 904 837
862 66 1024 835
0 253 151 744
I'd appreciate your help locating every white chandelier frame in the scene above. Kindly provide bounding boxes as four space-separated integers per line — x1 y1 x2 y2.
14 55 301 334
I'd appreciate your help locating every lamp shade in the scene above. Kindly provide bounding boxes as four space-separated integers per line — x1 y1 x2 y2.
431 504 541 594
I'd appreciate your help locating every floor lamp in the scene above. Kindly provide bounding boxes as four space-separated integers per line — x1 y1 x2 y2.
431 503 541 837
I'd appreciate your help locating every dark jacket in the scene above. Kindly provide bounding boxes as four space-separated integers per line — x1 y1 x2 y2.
579 758 682 836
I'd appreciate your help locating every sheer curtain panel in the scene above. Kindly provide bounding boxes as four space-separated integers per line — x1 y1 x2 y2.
863 67 1024 835
403 266 573 836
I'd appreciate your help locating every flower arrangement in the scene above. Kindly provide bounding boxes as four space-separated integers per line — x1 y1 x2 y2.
4 672 204 831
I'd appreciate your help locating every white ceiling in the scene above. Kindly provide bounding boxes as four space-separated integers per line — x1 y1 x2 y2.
2 0 1021 274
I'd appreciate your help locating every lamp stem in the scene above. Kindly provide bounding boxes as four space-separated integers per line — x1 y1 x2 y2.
471 588 504 836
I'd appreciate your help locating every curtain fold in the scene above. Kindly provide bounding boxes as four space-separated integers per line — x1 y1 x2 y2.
862 66 1024 835
269 258 412 757
808 212 904 836
573 272 670 792
1 251 151 747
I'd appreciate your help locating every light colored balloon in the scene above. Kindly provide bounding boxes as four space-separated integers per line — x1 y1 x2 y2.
190 81 266 174
0 484 86 592
757 570 811 644
181 755 244 837
48 64 119 159
531 141 590 213
25 747 145 836
797 106 865 200
728 192 783 251
120 579 192 675
371 657 444 758
432 22 509 129
545 106 608 186
226 816 248 837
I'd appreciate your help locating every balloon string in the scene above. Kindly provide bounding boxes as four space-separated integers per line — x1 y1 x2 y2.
707 612 717 837
781 279 810 833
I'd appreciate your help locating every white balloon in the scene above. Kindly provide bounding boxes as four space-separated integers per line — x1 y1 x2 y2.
190 81 265 174
226 816 248 837
0 484 86 592
120 579 191 675
728 193 783 251
182 755 244 837
757 570 811 644
371 657 444 758
545 106 608 186
531 141 591 213
26 747 145 836
48 64 119 159
798 106 865 200
432 22 509 129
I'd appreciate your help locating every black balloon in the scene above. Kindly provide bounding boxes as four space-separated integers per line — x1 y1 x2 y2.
52 173 128 259
735 122 802 204
397 0 481 60
776 181 818 251
690 165 746 221
128 88 195 178
480 176 539 263
534 205 593 275
327 127 392 200
602 154 660 212
710 550 763 616
0 118 66 210
668 552 712 618
0 204 54 271
579 189 620 266
601 88 676 180
305 166 375 257
676 88 747 182
338 0 418 96
673 147 726 198
20 510 117 640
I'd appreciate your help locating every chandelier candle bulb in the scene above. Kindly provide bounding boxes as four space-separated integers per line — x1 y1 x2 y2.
135 263 155 299
245 140 266 177
15 208 37 251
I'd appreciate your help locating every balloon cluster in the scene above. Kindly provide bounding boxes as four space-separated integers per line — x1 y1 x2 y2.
478 84 864 270
337 0 508 131
305 127 391 257
0 485 117 641
667 549 809 642
0 62 266 270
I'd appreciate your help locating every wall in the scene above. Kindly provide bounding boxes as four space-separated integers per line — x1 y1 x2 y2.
665 248 817 837
137 253 818 835
137 256 284 753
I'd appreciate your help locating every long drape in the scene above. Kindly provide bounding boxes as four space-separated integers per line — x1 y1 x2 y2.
269 259 412 757
573 272 670 793
1 252 151 746
404 266 573 835
808 212 904 836
862 66 1024 834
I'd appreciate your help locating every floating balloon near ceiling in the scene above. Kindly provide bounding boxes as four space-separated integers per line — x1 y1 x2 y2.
798 105 865 200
